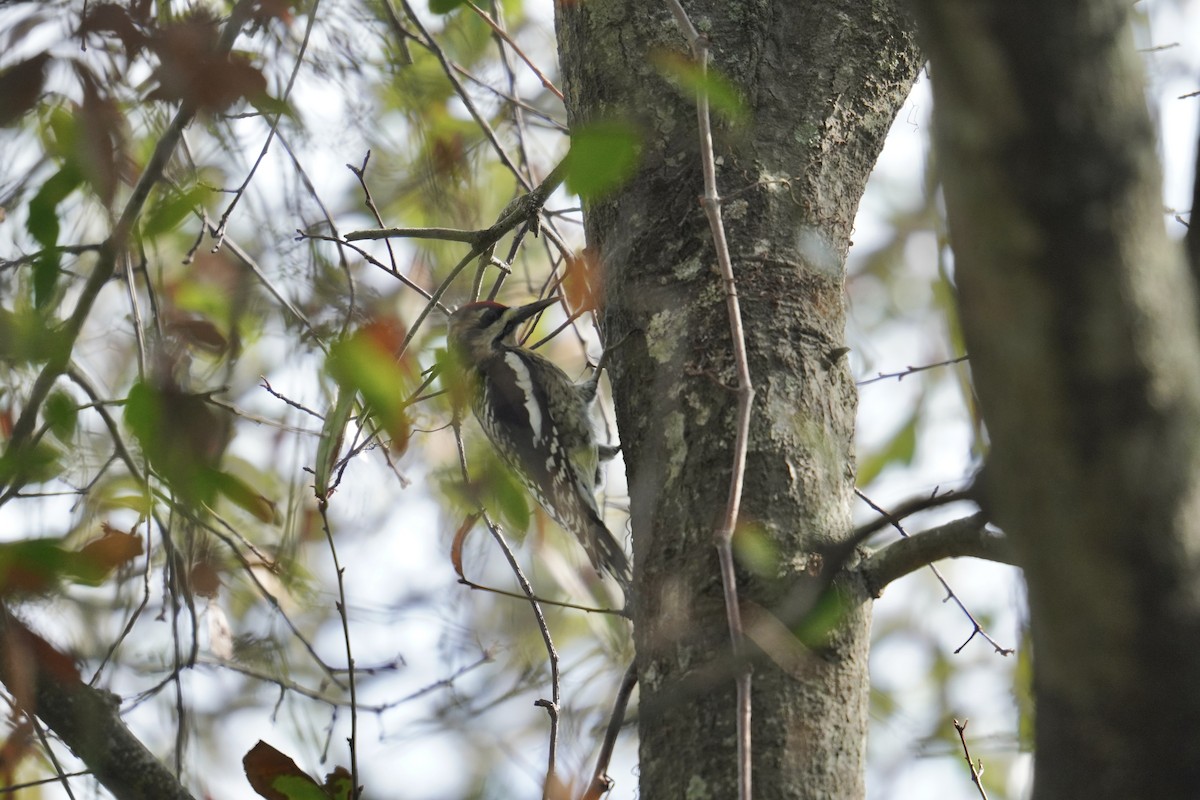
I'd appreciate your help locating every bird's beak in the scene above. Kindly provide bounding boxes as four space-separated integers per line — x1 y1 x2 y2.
508 296 559 324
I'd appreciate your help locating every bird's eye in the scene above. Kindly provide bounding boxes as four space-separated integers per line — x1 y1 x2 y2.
480 306 503 325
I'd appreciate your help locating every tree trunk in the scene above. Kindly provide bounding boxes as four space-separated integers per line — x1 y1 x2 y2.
554 2 920 796
912 0 1200 796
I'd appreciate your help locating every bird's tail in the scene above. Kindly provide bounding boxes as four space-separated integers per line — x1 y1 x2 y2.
586 512 632 597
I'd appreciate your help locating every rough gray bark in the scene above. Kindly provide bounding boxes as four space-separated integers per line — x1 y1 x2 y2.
554 1 920 796
0 607 196 800
911 1 1200 796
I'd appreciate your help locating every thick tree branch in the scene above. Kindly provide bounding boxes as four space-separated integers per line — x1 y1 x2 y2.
858 513 1014 597
0 607 195 800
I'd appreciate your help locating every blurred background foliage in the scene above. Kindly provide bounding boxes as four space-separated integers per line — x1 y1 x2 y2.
0 0 1193 797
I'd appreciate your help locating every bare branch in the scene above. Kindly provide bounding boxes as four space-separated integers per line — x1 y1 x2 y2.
452 427 562 796
953 719 990 800
465 2 564 101
663 2 754 798
582 661 637 800
316 502 360 798
343 226 481 245
855 491 1012 655
857 354 969 386
858 513 1014 597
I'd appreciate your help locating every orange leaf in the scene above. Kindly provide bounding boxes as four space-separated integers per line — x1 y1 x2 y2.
450 513 480 580
323 766 354 799
79 527 143 575
77 68 124 205
359 317 408 358
562 249 603 314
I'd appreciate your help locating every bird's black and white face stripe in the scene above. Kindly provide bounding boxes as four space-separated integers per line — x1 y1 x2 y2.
447 298 557 364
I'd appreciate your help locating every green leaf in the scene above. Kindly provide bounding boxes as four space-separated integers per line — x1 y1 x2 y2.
91 474 155 515
654 54 748 123
249 93 296 120
325 322 413 449
44 391 78 441
0 307 60 363
487 460 531 535
125 380 228 505
26 167 81 247
733 522 777 577
26 166 82 308
0 538 73 594
428 0 467 13
856 411 918 488
142 183 208 238
0 440 62 486
564 121 640 200
209 469 277 523
32 251 60 309
273 776 332 800
315 385 356 500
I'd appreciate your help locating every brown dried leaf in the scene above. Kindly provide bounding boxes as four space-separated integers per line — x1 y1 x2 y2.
167 316 229 354
190 559 222 599
80 3 147 56
450 512 481 580
77 527 143 578
148 20 267 111
562 249 603 314
0 54 50 127
243 741 322 800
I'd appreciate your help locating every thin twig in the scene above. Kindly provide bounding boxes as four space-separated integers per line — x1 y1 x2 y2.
397 0 531 190
347 151 399 273
664 3 754 798
342 225 484 244
855 490 1013 655
857 354 969 386
849 486 970 544
200 212 323 345
465 1 564 100
29 714 77 800
453 428 561 797
211 0 321 248
317 502 359 798
953 719 990 800
582 661 638 800
0 771 91 795
457 577 622 614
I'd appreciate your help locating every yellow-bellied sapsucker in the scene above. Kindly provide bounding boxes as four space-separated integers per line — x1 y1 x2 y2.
448 297 631 595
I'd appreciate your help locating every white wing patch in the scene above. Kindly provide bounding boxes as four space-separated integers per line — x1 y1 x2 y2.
505 352 543 444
